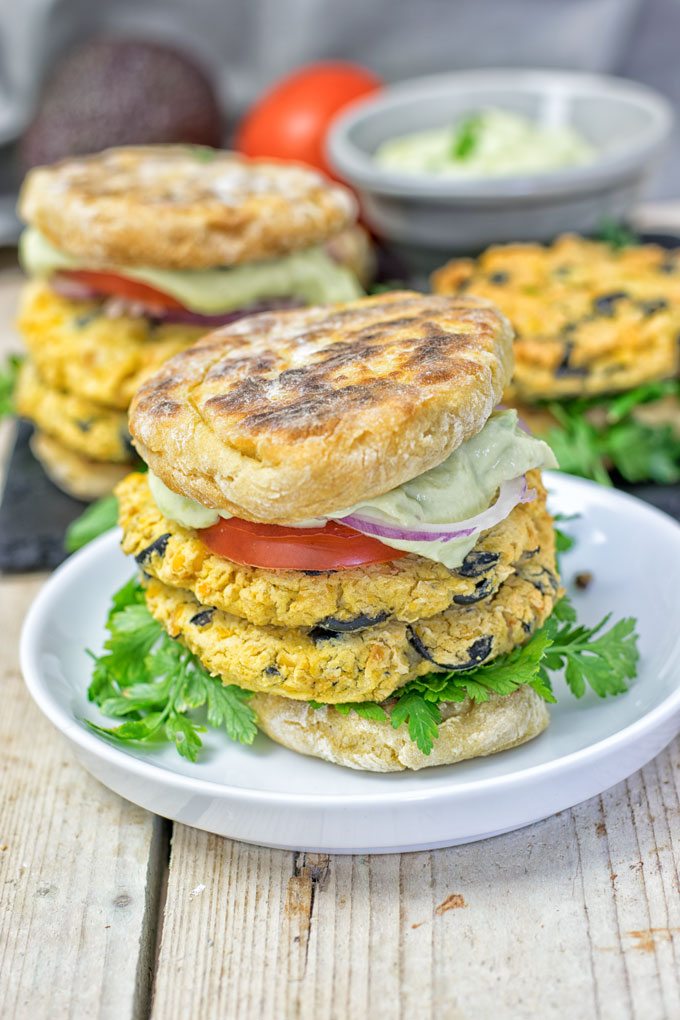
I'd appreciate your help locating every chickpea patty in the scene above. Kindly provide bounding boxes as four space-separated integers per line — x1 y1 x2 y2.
118 470 554 629
142 540 560 703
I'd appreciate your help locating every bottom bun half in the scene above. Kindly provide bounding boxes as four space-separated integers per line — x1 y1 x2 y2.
251 687 549 772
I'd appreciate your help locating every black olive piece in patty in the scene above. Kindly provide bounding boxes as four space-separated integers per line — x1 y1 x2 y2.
593 291 628 316
452 577 495 605
456 549 500 578
73 312 100 329
639 299 669 317
554 341 588 379
189 608 216 627
316 611 390 633
307 627 342 643
407 629 493 671
519 564 559 595
135 532 171 564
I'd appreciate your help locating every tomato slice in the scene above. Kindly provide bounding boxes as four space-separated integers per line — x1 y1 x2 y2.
199 516 406 570
55 270 184 310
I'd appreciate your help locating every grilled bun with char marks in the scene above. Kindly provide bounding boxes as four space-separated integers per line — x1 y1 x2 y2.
129 291 514 522
19 145 357 269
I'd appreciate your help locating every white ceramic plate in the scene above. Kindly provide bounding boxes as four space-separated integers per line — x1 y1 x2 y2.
21 473 680 853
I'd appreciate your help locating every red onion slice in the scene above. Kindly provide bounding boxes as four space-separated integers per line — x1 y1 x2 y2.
334 475 535 543
50 275 100 302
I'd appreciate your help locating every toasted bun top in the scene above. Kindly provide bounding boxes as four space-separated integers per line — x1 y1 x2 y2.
18 145 357 269
129 291 514 522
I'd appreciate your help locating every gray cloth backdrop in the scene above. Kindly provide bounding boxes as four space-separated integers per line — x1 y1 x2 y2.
0 0 678 224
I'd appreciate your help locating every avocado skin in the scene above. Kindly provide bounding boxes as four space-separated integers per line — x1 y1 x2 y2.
21 37 223 170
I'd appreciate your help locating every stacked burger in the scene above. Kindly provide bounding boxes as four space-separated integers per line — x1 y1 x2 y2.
433 234 680 485
114 291 564 772
15 145 363 500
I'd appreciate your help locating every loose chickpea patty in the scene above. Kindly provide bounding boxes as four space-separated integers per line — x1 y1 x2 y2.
433 234 680 401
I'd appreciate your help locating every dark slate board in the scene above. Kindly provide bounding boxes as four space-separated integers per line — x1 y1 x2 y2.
0 420 88 572
619 482 680 520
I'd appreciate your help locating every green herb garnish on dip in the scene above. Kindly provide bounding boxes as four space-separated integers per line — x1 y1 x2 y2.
375 108 594 177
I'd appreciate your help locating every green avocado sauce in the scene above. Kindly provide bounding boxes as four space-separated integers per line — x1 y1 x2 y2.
20 228 362 313
375 108 594 178
148 411 557 569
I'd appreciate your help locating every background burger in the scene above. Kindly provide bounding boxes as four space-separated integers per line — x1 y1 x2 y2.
15 144 366 500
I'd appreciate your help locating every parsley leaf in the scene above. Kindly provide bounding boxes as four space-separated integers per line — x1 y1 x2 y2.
164 711 205 761
604 418 680 485
205 683 259 744
367 280 407 295
102 602 162 684
65 494 119 553
545 403 612 486
0 353 22 418
540 608 639 698
554 529 575 554
596 219 639 250
552 513 579 557
545 379 680 485
605 379 678 421
87 578 258 760
335 701 389 722
389 691 441 756
451 114 482 160
188 145 217 162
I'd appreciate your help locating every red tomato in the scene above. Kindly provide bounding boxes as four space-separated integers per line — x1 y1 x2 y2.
199 516 405 571
235 62 381 178
55 270 183 309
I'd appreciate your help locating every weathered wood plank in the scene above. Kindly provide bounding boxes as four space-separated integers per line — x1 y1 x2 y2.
151 738 679 1020
0 577 169 1020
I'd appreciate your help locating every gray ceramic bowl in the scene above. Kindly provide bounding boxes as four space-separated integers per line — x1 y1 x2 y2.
327 69 673 270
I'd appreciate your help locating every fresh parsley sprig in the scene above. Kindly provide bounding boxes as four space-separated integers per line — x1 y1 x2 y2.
383 627 555 755
451 113 482 160
552 512 579 556
545 379 680 485
0 353 23 418
537 596 639 699
65 494 120 553
595 219 639 250
87 577 257 761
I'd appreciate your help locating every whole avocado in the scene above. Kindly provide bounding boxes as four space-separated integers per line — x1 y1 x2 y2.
21 37 223 169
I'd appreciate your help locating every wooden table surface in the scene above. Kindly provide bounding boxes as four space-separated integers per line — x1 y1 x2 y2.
1 210 679 1020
